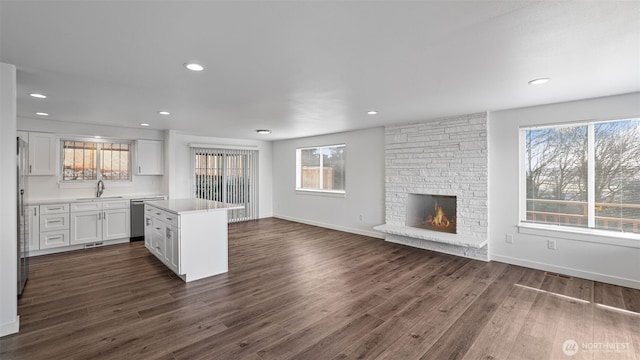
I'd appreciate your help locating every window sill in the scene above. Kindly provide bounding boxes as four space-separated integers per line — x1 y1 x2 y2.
295 189 346 198
517 222 640 249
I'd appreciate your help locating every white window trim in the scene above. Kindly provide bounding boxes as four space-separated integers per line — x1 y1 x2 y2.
59 137 133 183
295 143 346 195
517 222 640 249
295 189 346 198
518 117 640 243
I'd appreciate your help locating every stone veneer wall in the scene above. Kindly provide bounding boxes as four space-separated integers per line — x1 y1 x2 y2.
384 112 488 260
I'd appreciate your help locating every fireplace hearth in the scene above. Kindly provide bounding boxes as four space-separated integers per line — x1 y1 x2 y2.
406 194 456 234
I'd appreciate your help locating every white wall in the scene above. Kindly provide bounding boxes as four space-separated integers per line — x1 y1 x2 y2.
272 127 385 238
488 92 640 289
168 132 273 219
18 117 164 200
0 63 19 336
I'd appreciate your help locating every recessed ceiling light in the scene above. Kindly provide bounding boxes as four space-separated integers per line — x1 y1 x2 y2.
140 123 150 127
30 93 47 99
367 111 378 115
95 136 101 139
184 63 205 72
528 78 551 85
35 112 49 116
158 111 170 115
256 129 272 134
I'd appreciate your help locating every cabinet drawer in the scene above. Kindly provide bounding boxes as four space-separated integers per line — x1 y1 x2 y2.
40 213 70 231
148 206 178 226
161 212 178 227
103 200 130 210
71 202 102 212
40 203 69 214
40 230 70 249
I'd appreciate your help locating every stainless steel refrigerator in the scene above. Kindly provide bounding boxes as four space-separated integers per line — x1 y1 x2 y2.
17 136 29 296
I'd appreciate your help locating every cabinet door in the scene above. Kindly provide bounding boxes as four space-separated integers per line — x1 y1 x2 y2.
28 205 40 251
103 208 130 241
170 225 180 274
151 219 165 258
135 140 163 175
28 132 56 175
70 211 101 245
144 215 153 250
164 225 180 274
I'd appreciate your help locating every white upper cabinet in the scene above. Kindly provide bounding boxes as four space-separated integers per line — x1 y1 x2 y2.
27 132 56 175
134 140 163 175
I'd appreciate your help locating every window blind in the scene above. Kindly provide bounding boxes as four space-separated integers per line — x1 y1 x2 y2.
191 147 259 222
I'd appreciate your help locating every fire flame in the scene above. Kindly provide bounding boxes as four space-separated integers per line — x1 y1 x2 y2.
431 202 450 228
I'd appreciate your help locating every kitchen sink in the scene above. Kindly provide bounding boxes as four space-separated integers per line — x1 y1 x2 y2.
76 196 124 201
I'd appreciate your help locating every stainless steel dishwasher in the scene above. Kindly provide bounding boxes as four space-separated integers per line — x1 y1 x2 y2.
130 196 166 241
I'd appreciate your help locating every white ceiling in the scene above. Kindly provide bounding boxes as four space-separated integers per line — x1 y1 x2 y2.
1 1 639 141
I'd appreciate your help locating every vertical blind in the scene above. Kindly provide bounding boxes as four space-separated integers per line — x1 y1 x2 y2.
191 146 259 223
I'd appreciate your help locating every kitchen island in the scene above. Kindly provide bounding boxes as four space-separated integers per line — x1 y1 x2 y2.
144 198 243 282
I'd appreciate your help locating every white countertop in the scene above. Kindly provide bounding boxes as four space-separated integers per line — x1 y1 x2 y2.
145 198 244 214
28 194 166 206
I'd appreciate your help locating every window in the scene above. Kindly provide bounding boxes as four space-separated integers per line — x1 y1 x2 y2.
296 144 346 193
192 147 259 222
61 139 131 181
521 118 640 235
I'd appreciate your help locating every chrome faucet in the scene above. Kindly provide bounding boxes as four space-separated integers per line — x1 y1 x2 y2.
97 180 105 198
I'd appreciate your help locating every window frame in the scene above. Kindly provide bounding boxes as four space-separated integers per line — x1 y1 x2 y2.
518 117 640 243
59 137 133 183
295 143 346 196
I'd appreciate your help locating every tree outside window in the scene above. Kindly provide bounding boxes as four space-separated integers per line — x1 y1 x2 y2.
523 118 640 234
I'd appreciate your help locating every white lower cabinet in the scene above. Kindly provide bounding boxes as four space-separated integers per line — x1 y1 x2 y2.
165 225 179 274
27 205 40 251
71 200 130 245
40 230 70 249
103 208 130 241
39 203 71 249
146 212 179 274
144 201 229 282
71 211 101 244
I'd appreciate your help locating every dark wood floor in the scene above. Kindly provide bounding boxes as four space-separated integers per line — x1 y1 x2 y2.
1 218 639 360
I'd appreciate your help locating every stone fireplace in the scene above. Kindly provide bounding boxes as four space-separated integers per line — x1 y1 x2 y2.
407 194 456 234
374 113 489 261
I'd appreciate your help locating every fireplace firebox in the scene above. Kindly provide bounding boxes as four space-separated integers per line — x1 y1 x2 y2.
406 194 457 234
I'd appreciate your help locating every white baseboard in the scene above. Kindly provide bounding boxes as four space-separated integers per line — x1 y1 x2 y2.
272 214 385 239
0 315 19 337
491 254 640 290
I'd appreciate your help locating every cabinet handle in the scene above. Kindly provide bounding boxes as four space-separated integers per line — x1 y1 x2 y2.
139 166 142 173
48 219 62 224
98 212 101 220
104 211 106 219
49 207 62 210
34 208 37 216
29 165 32 173
155 227 161 230
166 217 173 220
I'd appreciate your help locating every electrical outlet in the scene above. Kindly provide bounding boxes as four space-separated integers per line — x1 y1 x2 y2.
547 239 557 250
505 234 514 244
359 214 364 221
